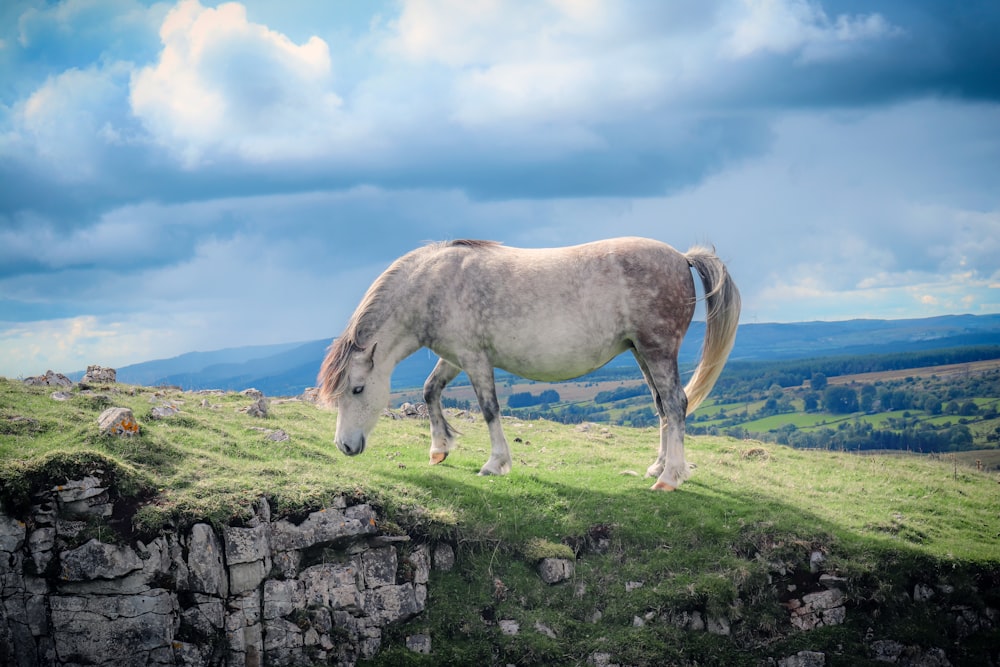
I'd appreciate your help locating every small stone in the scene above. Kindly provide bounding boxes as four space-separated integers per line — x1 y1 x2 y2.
499 619 520 635
779 650 826 667
625 581 644 592
406 634 431 654
537 557 574 584
913 583 935 602
149 404 180 419
51 391 72 401
809 550 826 573
534 621 557 638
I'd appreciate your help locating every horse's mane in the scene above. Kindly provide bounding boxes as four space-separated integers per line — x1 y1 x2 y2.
317 240 501 405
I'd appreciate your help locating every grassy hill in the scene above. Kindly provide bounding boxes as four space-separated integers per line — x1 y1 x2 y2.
1 378 998 665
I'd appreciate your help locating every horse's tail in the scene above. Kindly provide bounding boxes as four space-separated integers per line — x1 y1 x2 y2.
683 247 741 415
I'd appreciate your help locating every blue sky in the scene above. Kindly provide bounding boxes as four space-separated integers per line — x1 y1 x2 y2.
1 0 999 377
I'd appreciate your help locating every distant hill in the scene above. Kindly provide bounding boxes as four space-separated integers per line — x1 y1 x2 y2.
99 314 1000 396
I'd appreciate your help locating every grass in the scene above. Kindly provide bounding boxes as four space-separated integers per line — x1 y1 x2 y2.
2 377 999 665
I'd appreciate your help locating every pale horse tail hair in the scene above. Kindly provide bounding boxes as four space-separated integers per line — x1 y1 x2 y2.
683 247 741 415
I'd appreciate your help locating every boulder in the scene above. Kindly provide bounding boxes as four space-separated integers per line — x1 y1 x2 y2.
81 365 116 384
23 370 72 387
98 407 140 436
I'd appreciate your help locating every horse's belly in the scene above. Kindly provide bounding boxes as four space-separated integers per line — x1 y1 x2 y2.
490 330 628 383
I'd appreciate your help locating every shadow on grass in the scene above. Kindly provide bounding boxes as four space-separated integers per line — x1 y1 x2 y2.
372 462 999 666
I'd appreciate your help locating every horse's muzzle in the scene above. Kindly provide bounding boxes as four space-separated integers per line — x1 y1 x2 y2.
337 435 366 456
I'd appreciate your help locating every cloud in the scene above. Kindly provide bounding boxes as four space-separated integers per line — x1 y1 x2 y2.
129 0 344 165
1 0 999 377
724 0 900 62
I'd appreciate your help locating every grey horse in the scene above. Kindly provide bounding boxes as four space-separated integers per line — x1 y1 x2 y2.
319 237 740 490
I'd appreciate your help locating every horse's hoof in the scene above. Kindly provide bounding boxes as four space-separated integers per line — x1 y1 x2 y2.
429 452 448 465
650 481 676 492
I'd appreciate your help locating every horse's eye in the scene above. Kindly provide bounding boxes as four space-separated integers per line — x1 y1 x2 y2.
352 386 364 395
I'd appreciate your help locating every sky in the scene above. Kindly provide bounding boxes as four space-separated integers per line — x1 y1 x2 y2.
1 0 999 378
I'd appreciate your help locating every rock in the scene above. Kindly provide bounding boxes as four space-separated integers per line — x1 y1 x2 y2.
267 429 289 442
406 633 432 654
787 588 846 631
81 365 116 384
50 589 177 665
23 370 73 387
499 619 520 635
270 504 377 551
240 388 264 399
537 557 575 584
871 639 904 662
587 652 618 667
779 650 826 667
149 404 180 419
707 615 731 636
242 396 269 418
407 545 431 585
432 543 455 571
914 583 936 602
97 406 140 436
301 387 320 403
50 391 72 401
59 539 143 581
809 550 826 573
625 580 644 592
398 402 429 418
185 524 228 597
534 620 557 638
362 583 422 625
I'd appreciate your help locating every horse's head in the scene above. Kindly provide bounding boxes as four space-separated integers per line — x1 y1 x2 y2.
321 341 391 456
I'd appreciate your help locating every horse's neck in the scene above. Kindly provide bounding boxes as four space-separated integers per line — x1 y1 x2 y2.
366 286 422 372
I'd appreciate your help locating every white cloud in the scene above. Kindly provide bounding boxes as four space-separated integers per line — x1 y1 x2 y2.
8 62 132 180
725 0 899 62
130 0 345 165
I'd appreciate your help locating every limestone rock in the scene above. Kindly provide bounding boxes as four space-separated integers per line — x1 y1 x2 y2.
98 406 140 436
787 588 846 631
432 542 455 571
81 365 117 384
59 539 143 581
270 504 377 551
185 524 228 597
538 557 575 584
406 633 431 654
241 396 269 418
50 589 178 664
149 404 180 419
779 650 826 667
23 370 72 387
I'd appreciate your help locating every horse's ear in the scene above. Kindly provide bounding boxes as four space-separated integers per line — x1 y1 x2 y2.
365 342 378 368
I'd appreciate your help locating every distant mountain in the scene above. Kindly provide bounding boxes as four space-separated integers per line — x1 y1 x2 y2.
103 314 1000 396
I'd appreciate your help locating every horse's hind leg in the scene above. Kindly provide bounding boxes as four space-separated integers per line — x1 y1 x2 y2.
633 349 689 491
424 358 462 464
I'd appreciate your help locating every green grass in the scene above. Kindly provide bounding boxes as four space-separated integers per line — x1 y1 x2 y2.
2 377 999 665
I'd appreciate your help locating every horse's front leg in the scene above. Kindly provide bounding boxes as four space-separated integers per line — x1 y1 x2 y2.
463 356 512 476
423 358 462 464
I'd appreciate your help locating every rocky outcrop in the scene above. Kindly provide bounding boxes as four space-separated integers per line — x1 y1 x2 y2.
22 370 73 387
0 472 440 667
81 365 117 385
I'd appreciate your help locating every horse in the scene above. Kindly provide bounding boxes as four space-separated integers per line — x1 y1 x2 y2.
318 237 740 491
